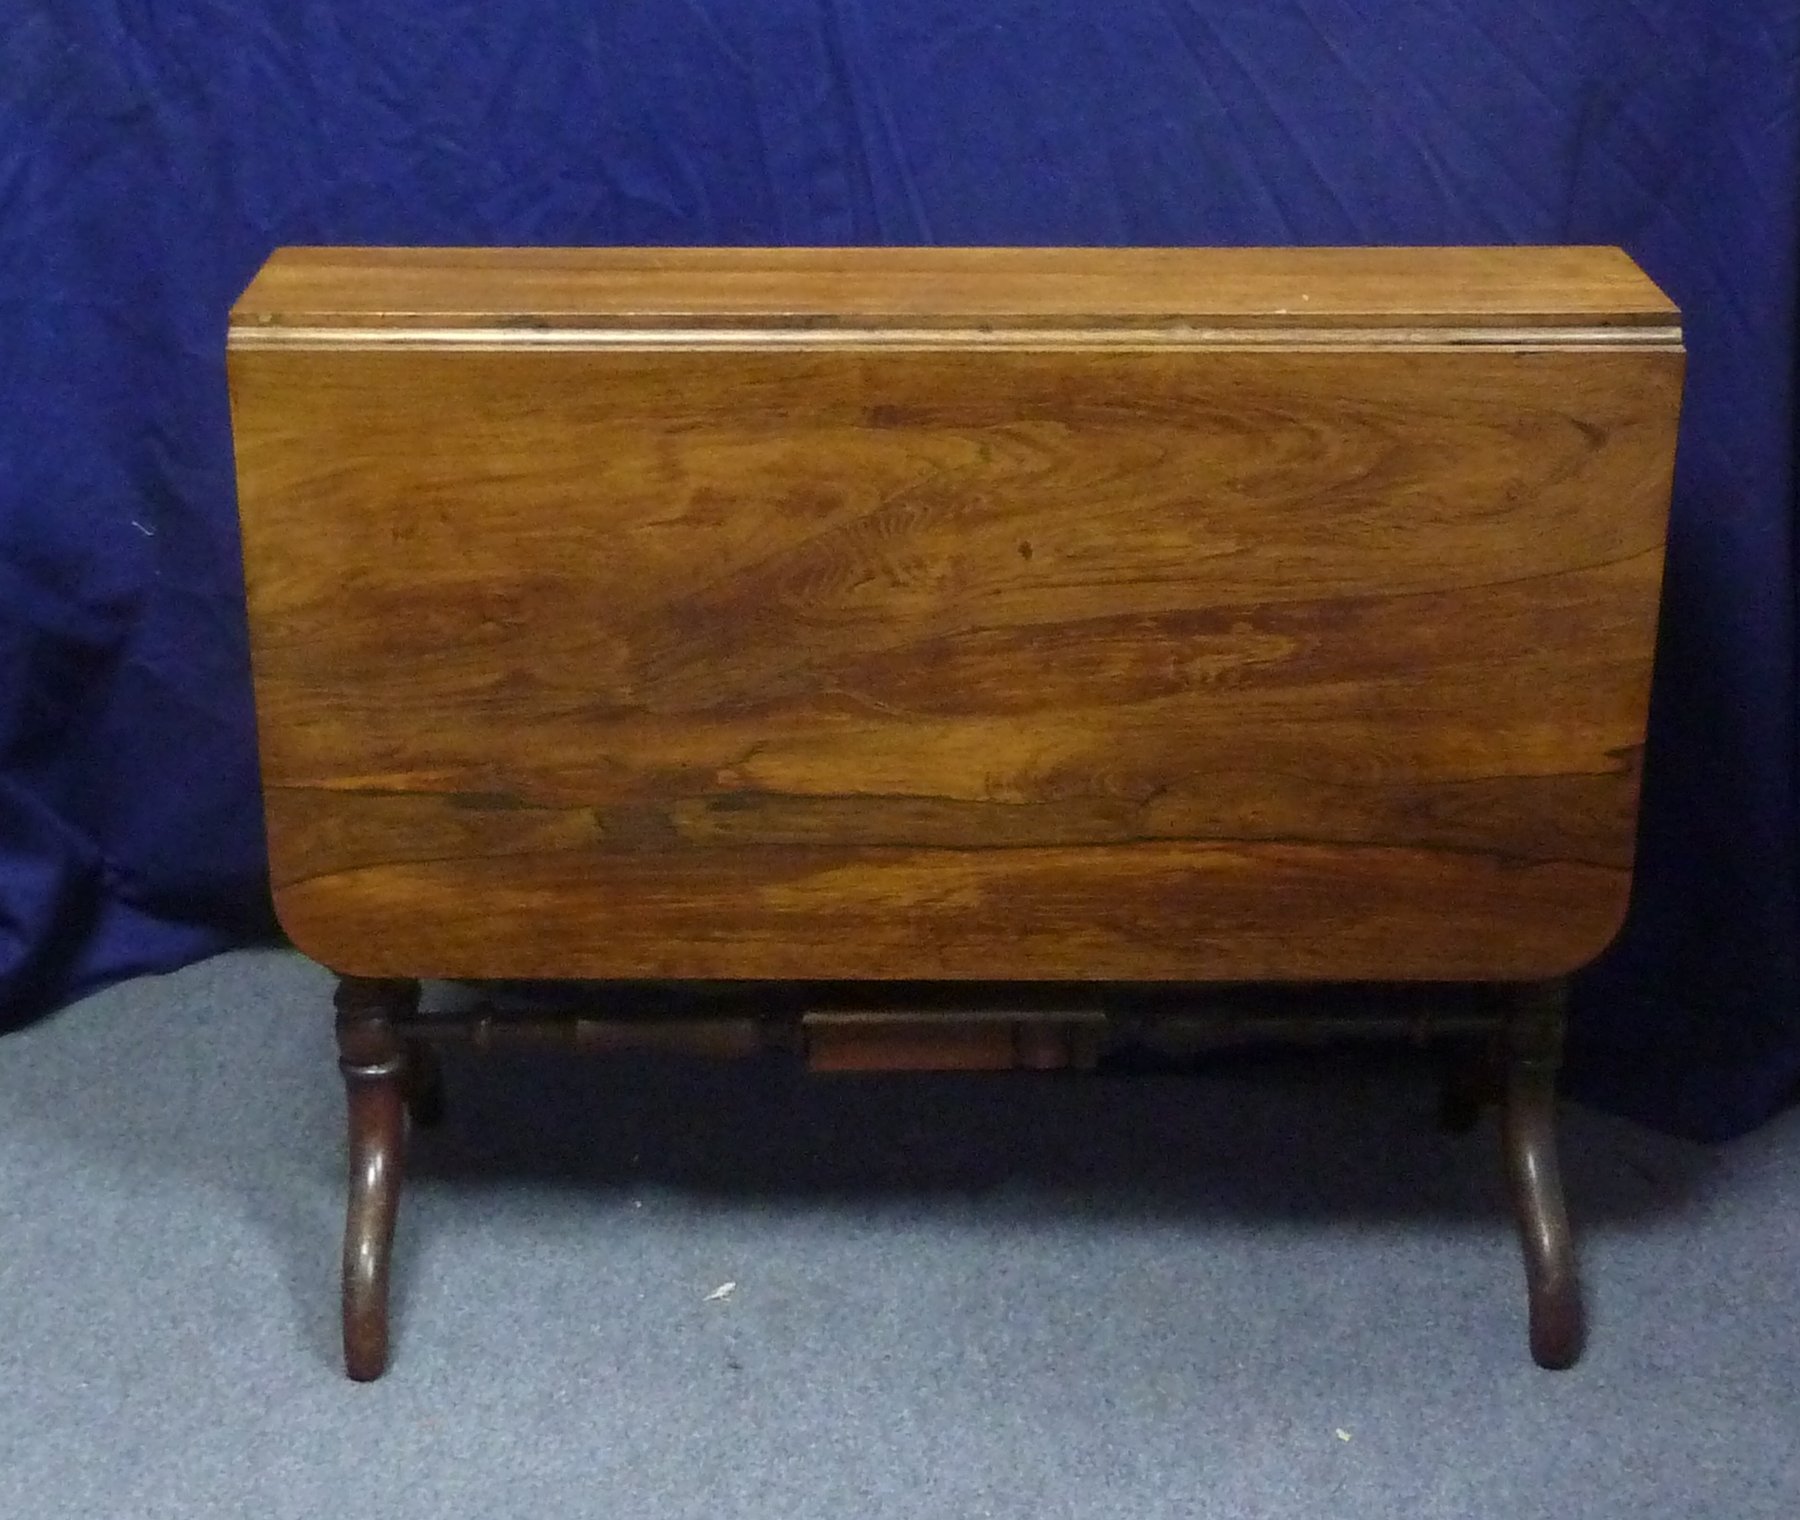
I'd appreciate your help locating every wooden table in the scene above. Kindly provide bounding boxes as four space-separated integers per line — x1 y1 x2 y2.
228 246 1683 1379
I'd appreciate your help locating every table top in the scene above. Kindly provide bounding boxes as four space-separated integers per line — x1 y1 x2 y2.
230 245 1679 339
230 246 1683 983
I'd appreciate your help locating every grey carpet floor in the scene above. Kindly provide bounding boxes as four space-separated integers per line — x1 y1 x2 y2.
2 948 1797 1519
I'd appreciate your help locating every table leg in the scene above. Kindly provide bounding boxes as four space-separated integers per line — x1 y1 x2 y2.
1500 980 1583 1369
334 975 419 1381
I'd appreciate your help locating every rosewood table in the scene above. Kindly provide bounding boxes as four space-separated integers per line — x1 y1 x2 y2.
227 246 1683 1379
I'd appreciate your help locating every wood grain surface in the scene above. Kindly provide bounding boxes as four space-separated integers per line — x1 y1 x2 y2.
231 245 1678 334
228 247 1683 982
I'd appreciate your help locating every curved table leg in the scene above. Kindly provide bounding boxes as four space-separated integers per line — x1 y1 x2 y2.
1501 981 1583 1370
334 976 420 1381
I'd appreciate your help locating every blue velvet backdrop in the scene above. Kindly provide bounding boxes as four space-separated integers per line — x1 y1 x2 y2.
2 2 1795 1138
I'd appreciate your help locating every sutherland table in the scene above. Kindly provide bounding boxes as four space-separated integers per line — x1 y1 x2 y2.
228 246 1683 1380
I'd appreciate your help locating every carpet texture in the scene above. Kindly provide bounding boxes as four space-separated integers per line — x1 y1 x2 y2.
2 949 1795 1518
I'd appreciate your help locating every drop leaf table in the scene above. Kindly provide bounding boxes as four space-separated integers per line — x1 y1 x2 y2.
227 246 1682 1379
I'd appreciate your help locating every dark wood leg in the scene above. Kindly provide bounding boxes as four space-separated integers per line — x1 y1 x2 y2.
334 975 419 1381
1500 980 1583 1369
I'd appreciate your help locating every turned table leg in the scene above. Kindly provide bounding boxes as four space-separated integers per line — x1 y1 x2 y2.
334 975 420 1381
1500 980 1584 1369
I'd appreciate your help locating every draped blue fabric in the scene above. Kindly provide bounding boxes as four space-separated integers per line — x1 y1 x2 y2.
2 2 1795 1137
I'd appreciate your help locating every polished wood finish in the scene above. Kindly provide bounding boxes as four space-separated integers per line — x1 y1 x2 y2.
229 246 1681 986
333 975 418 1382
229 248 1678 1377
802 1009 1109 1071
231 244 1676 333
1502 981 1583 1369
329 975 1585 1375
